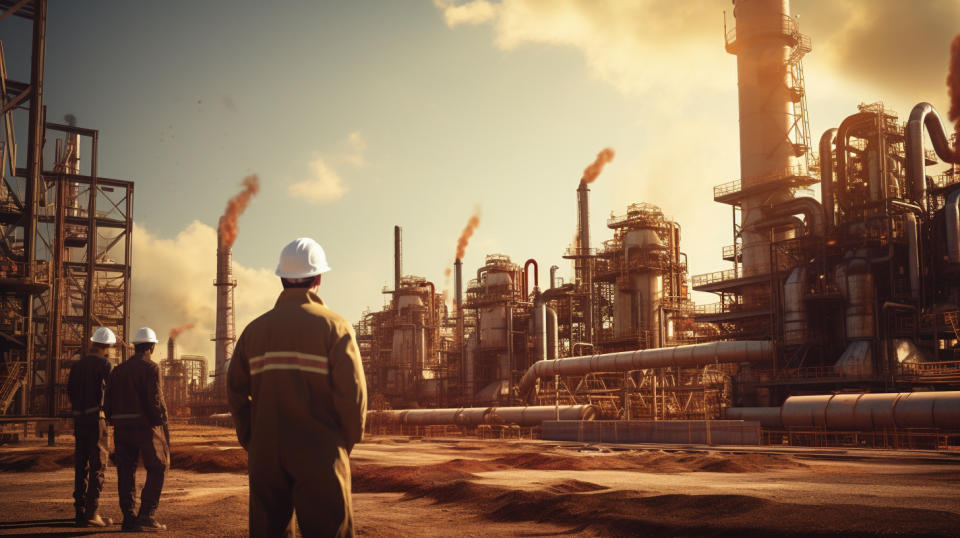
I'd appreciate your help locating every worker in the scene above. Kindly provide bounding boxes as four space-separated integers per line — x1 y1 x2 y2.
104 326 169 532
228 237 367 537
67 327 115 527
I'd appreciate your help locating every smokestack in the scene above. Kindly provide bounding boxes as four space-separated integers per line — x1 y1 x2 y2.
214 233 237 392
950 33 960 152
394 225 402 292
454 258 464 391
168 338 175 363
577 180 593 343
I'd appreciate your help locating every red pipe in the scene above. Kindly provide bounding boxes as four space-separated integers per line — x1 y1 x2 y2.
523 259 538 296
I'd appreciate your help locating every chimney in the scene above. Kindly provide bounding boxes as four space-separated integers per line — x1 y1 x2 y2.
394 225 402 292
577 180 593 343
213 233 236 394
168 338 175 363
455 258 464 390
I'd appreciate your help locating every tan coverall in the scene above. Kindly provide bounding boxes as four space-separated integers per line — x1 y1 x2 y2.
228 288 367 538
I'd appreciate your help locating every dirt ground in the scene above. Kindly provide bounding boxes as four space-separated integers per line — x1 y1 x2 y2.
1 424 959 536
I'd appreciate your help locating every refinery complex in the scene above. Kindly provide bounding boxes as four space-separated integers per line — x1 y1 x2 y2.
2 0 960 448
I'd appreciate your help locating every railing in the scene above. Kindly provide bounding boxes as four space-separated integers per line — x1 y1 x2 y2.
900 360 960 378
933 172 959 190
725 15 800 48
0 259 50 284
691 268 739 288
713 179 742 200
721 244 739 260
713 165 814 201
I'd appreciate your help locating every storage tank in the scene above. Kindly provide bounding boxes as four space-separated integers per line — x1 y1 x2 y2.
614 228 663 342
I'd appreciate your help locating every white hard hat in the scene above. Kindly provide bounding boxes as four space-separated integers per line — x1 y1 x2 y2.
132 327 159 344
90 327 117 345
275 238 331 279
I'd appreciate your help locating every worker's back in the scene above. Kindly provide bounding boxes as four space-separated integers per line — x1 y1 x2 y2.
105 354 166 429
68 355 111 423
230 288 366 453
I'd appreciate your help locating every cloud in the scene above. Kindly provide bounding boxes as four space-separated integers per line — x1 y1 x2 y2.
343 131 367 167
287 157 348 203
434 0 730 96
131 221 280 373
435 0 497 27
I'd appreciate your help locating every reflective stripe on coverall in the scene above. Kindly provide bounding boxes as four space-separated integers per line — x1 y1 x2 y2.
228 288 367 538
104 352 170 522
67 354 112 515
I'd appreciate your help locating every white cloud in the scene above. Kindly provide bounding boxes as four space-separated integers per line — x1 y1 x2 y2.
343 131 367 167
131 221 280 373
287 157 348 203
435 0 498 27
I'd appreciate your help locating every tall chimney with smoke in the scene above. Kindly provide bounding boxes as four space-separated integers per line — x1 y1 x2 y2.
214 176 259 394
454 257 463 389
576 148 614 345
394 225 402 292
168 322 194 365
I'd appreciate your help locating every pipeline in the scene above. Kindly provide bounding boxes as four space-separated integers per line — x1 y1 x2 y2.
906 103 959 212
819 128 838 231
835 112 875 212
782 266 807 346
394 225 402 292
905 213 921 300
765 197 825 237
523 258 539 297
367 405 598 428
727 391 960 431
517 340 774 399
947 190 960 264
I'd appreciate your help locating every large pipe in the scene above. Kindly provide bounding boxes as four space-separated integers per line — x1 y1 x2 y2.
367 405 598 428
906 103 959 212
782 266 807 345
546 306 558 360
523 258 539 297
844 258 874 340
819 128 838 230
835 112 875 210
765 197 825 237
214 234 236 391
517 340 774 398
394 225 402 292
728 391 960 431
905 213 921 300
946 190 960 265
549 265 559 289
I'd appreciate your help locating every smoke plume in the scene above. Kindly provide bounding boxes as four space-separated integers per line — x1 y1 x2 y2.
169 322 195 341
949 33 960 154
455 209 481 260
581 148 615 184
218 175 260 249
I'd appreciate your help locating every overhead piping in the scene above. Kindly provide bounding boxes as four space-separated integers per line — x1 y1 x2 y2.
819 128 837 230
905 103 960 213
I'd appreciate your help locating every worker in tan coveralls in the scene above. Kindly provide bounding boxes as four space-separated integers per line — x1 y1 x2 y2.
228 237 367 537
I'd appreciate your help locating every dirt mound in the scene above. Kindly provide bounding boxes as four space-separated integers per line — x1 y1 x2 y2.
489 450 806 473
0 450 73 472
547 479 608 494
170 447 248 473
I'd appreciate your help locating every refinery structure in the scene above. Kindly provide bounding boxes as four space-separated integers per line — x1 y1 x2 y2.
2 0 960 448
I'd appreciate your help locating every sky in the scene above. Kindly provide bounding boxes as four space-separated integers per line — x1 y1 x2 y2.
2 0 958 367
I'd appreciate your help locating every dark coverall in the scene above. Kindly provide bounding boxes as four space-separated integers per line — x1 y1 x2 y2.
104 352 170 524
67 354 112 518
228 288 367 538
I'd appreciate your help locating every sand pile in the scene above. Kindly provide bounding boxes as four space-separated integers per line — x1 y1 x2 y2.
490 450 806 473
0 450 73 472
170 446 248 473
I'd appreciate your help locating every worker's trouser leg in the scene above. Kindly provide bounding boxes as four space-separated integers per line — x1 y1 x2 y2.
73 419 107 516
249 441 353 538
248 453 295 538
114 425 169 521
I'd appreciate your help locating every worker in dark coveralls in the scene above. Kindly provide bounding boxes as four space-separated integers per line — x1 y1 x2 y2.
228 237 367 537
67 326 115 527
104 326 169 532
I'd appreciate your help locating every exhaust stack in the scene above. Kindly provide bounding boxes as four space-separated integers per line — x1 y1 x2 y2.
214 234 236 391
394 225 402 292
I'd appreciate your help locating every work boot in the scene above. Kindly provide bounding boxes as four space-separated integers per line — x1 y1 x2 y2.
74 509 86 527
121 514 138 531
136 516 167 532
85 513 112 527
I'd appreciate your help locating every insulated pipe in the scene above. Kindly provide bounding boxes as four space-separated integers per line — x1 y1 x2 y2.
546 306 558 360
367 405 598 428
764 197 825 237
523 258 539 297
905 213 921 300
947 190 960 264
549 265 559 289
394 225 402 292
819 128 838 230
517 340 774 399
906 103 960 212
783 266 807 345
835 112 876 209
770 391 960 430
